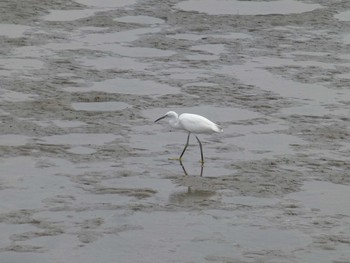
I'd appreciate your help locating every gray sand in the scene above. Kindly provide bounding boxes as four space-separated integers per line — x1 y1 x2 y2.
0 0 350 262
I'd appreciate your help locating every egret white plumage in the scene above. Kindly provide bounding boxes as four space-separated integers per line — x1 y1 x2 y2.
154 111 223 164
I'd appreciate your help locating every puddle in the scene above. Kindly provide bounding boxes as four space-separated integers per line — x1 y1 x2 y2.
253 56 336 70
43 26 173 58
55 72 78 78
0 156 117 213
44 42 176 57
74 0 138 8
334 11 350 21
0 90 38 102
186 54 219 61
77 56 149 71
71 101 130 111
32 120 87 128
158 68 210 80
0 58 44 73
343 34 350 45
43 9 97 21
0 224 39 248
38 133 119 145
0 109 9 117
280 104 349 118
78 27 162 45
176 0 322 15
231 133 305 158
102 211 310 262
0 157 75 209
336 72 350 80
167 33 207 41
221 194 280 207
186 44 225 60
217 63 340 103
105 45 175 58
12 46 55 59
167 32 251 41
190 44 226 55
0 176 71 211
297 249 350 263
0 157 116 179
0 135 32 146
65 78 180 96
52 120 87 128
183 82 218 88
0 24 30 38
226 121 288 135
168 32 252 41
290 50 331 58
211 32 252 40
287 181 350 216
66 146 97 154
114 15 165 25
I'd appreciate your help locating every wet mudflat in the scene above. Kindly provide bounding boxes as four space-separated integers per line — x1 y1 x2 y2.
0 0 350 262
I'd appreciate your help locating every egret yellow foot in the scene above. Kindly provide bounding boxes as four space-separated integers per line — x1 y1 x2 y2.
168 157 181 161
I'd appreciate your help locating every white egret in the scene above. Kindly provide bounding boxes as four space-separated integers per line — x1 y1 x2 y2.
154 111 223 164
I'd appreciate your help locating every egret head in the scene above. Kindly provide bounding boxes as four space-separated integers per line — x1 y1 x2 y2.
154 111 178 123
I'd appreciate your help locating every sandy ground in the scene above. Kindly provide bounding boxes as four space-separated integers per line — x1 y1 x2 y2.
1 0 350 262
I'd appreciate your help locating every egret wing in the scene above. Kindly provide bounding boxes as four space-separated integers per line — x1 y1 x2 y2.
179 113 221 134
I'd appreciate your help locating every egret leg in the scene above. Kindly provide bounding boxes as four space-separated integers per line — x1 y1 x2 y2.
200 164 204 177
195 136 204 165
180 132 191 160
179 159 188 175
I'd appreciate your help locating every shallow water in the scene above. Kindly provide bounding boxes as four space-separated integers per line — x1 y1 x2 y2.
43 9 97 21
71 101 130 111
65 78 180 95
176 0 322 15
1 0 350 262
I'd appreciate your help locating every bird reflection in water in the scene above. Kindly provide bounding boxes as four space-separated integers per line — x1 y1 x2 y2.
168 185 216 205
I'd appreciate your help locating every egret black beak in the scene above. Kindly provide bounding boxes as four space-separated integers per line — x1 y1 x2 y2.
154 115 167 123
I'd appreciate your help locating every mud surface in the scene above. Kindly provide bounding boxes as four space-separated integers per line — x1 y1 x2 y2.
1 0 350 262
